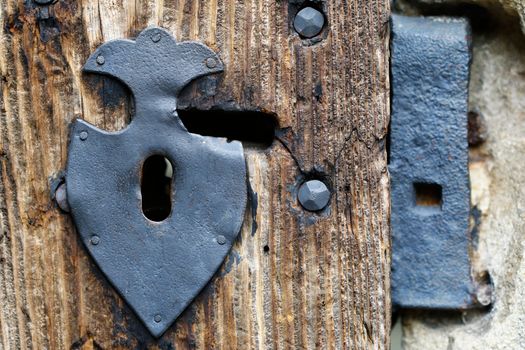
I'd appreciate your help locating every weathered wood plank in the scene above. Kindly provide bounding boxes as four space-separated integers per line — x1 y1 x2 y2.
0 0 390 348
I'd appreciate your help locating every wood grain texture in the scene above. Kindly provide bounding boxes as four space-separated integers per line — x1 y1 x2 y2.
0 0 391 349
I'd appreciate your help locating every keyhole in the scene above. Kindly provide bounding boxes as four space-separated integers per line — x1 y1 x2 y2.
141 155 173 222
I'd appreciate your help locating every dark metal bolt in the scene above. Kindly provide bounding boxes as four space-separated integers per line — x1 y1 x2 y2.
151 32 161 43
217 235 226 245
206 57 217 69
34 0 55 5
55 183 70 212
294 7 325 38
96 55 105 65
79 131 88 140
154 314 162 323
298 179 330 211
90 235 100 245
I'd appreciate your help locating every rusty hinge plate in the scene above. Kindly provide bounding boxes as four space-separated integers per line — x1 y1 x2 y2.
390 15 482 309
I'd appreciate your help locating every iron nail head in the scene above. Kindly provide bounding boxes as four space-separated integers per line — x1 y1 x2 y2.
90 235 100 245
55 183 70 212
206 57 217 69
34 0 54 5
298 179 331 212
294 7 325 39
152 32 162 43
154 314 162 323
96 55 105 65
217 235 226 245
79 131 88 140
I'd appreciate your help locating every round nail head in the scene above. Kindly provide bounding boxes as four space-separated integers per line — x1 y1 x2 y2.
154 314 162 323
206 57 217 69
79 131 88 141
152 32 161 43
294 7 325 38
298 180 331 211
90 235 100 245
34 0 54 5
55 183 70 212
96 55 105 65
217 235 226 245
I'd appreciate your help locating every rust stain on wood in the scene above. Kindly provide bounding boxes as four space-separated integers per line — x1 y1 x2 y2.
0 0 390 348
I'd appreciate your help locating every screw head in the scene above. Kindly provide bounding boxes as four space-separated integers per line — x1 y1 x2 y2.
79 131 88 140
55 183 70 212
90 235 100 245
96 55 105 65
294 7 325 38
217 235 226 245
298 179 331 212
154 314 162 323
151 32 162 43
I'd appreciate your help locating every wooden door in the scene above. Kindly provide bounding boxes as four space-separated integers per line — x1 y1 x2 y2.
0 1 391 348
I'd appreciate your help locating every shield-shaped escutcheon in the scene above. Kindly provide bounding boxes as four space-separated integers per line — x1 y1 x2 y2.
65 27 247 337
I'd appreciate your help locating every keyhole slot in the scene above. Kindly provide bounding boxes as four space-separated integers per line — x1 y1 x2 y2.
177 109 277 149
141 155 173 222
